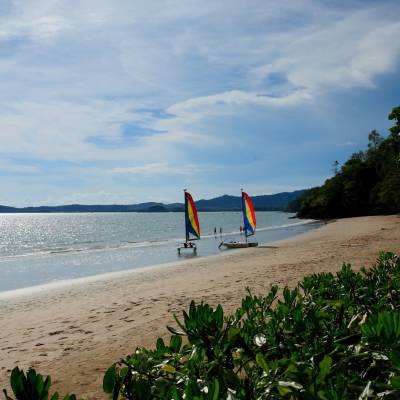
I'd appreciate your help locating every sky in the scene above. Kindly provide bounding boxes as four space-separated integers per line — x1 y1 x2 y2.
0 0 399 206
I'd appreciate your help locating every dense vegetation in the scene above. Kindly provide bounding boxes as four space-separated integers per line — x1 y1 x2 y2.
3 252 400 399
290 106 400 219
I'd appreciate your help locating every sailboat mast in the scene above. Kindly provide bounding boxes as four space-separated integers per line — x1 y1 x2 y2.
184 189 189 243
241 189 248 243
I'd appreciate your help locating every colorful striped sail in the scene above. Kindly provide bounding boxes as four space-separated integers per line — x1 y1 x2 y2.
184 191 200 241
242 191 256 236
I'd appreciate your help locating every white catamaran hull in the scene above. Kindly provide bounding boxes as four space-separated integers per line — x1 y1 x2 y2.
219 241 258 249
177 243 197 254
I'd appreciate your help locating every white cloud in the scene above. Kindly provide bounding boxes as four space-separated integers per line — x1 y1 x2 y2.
111 163 202 176
254 8 400 93
0 0 399 204
166 89 312 119
0 160 38 173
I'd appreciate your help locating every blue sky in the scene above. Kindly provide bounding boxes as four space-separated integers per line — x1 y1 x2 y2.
0 0 399 206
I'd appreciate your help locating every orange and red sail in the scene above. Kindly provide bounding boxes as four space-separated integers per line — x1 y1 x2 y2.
185 191 200 241
242 191 256 236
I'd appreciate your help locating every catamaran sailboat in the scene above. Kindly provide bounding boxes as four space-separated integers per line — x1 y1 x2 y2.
177 190 200 254
219 189 258 249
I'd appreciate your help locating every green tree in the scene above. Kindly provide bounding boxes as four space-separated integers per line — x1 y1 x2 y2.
389 106 400 138
368 129 382 150
332 160 339 174
295 106 400 218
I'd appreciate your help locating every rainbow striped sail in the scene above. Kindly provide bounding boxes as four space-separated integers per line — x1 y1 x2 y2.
184 191 200 241
242 191 256 237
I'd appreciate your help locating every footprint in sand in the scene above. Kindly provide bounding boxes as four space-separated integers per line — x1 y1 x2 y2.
49 330 64 336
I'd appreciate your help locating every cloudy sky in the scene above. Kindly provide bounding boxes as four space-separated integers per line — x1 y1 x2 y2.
1 0 399 206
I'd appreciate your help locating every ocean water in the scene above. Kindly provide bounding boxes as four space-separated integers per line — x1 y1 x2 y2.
0 212 320 292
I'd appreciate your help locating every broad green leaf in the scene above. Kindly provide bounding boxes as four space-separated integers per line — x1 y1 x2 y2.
103 365 116 393
390 376 400 389
391 351 400 370
317 355 332 384
10 367 23 395
278 381 303 390
167 325 186 336
132 378 152 399
256 353 269 373
207 378 220 400
170 335 182 353
156 337 165 351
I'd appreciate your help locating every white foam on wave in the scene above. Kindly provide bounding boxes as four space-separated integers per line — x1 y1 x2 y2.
0 251 234 300
0 219 317 262
0 219 322 299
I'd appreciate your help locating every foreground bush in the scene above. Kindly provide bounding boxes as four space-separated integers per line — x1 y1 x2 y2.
3 252 400 399
2 367 76 400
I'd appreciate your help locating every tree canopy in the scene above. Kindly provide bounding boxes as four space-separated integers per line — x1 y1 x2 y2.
293 106 400 219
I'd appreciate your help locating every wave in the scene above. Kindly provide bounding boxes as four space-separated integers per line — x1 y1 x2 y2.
198 219 317 239
0 219 317 262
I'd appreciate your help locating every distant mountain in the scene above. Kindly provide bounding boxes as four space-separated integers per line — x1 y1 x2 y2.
194 190 305 211
0 190 305 213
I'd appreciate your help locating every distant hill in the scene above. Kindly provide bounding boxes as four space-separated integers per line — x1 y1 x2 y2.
194 190 305 211
0 190 305 213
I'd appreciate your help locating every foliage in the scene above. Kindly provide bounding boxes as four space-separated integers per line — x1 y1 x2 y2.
4 252 400 399
293 106 400 218
2 367 76 400
103 252 400 399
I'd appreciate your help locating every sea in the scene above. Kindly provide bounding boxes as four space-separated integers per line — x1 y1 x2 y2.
0 212 320 293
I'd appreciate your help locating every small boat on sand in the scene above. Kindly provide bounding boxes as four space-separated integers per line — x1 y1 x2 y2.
219 189 258 249
177 190 200 254
219 241 258 249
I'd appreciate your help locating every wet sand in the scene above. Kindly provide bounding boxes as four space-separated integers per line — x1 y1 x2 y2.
0 215 399 398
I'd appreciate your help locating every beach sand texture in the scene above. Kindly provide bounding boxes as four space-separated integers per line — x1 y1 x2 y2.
0 215 399 399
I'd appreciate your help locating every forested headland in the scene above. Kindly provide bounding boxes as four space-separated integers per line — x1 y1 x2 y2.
290 106 400 219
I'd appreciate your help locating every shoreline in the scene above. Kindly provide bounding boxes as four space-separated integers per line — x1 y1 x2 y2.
0 218 320 298
0 249 246 301
0 215 399 399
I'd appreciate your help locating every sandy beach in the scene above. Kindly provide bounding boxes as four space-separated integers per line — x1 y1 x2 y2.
0 215 399 398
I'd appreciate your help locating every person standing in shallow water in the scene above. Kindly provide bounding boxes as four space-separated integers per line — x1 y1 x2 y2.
220 227 223 236
214 227 217 236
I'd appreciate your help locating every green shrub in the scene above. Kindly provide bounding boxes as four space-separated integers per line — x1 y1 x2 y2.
2 367 76 400
103 252 400 399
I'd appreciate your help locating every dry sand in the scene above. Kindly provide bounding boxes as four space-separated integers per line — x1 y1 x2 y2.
0 215 399 398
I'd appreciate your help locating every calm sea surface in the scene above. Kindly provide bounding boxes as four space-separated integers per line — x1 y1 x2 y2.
0 212 320 292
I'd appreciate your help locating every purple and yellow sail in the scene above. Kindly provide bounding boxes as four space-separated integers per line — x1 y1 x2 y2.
184 191 200 241
242 191 256 236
